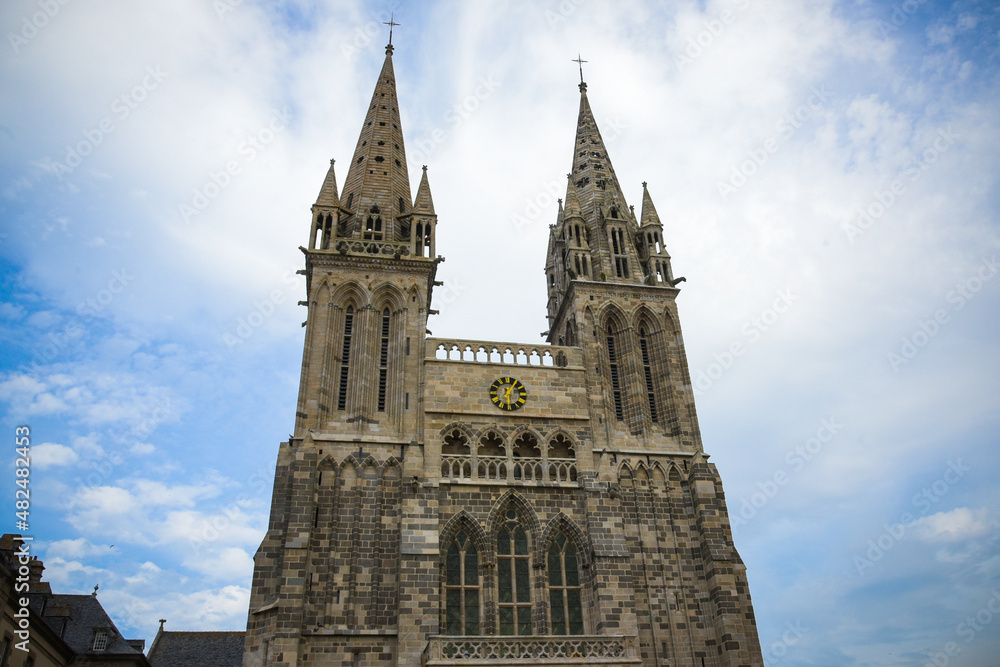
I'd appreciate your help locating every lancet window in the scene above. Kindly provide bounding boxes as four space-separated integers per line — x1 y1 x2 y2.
445 532 480 635
497 511 532 635
548 533 584 635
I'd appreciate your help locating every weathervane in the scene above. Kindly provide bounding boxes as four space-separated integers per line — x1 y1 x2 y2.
572 54 588 92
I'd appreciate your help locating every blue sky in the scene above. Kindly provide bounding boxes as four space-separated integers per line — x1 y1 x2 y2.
1 0 999 664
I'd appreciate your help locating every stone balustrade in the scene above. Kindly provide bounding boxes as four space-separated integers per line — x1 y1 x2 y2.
426 339 581 368
334 239 412 257
441 455 577 484
422 635 641 666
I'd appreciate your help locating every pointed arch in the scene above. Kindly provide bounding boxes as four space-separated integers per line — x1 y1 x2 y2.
538 513 591 569
487 490 541 540
330 281 370 309
439 422 475 443
440 510 490 564
370 282 406 313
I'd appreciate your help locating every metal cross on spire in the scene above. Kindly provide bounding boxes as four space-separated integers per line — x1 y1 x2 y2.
572 54 588 92
384 14 400 47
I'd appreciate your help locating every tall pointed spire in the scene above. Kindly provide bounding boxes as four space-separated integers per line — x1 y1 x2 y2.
413 165 435 215
315 159 340 207
338 44 412 240
569 82 628 222
639 181 661 228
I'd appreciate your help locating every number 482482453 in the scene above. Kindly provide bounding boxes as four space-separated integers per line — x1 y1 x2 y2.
14 426 29 528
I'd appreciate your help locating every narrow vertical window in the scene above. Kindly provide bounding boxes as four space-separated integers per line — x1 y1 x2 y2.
606 335 623 421
445 532 480 635
497 510 532 635
639 327 658 422
378 308 390 412
337 306 354 410
548 533 584 635
611 228 628 278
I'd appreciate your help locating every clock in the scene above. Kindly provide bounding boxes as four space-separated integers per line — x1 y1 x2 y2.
489 376 527 411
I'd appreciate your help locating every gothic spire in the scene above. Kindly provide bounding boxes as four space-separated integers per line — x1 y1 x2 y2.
569 83 628 222
338 46 412 235
315 159 340 208
413 166 435 215
639 181 661 228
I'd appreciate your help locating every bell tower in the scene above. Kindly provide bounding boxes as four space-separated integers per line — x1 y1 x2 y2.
244 39 442 667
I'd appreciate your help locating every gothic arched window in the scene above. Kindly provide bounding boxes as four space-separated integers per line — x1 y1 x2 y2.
548 533 583 635
445 532 480 635
497 510 532 635
364 205 383 240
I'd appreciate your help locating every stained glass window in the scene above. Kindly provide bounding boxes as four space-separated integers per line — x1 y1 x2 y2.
444 531 479 635
548 532 584 635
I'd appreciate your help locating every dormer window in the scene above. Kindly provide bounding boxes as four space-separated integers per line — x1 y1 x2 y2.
93 629 109 651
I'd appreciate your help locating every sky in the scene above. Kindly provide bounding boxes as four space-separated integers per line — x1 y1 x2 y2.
1 0 998 664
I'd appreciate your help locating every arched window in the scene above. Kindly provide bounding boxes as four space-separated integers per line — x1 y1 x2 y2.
377 308 390 412
364 205 383 240
337 306 354 411
548 533 583 635
639 326 658 423
445 532 480 635
497 510 531 635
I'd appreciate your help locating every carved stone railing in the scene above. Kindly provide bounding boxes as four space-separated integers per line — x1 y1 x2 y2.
427 339 582 368
423 635 641 666
334 239 412 257
441 455 577 484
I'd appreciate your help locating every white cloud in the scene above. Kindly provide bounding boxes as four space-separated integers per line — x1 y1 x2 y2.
45 537 111 560
911 507 991 543
31 442 80 468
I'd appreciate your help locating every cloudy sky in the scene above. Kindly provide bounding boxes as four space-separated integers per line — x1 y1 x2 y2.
2 0 999 664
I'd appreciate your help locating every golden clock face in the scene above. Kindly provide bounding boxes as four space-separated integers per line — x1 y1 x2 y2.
489 376 527 411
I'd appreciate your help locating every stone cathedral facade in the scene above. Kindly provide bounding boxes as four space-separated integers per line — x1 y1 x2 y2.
243 41 764 667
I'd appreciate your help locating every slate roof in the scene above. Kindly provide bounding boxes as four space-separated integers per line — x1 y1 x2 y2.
43 594 147 657
147 631 245 667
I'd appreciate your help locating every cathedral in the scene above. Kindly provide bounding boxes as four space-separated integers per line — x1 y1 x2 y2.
243 37 764 667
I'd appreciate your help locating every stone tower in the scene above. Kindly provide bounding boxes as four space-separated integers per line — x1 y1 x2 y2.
244 41 764 667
